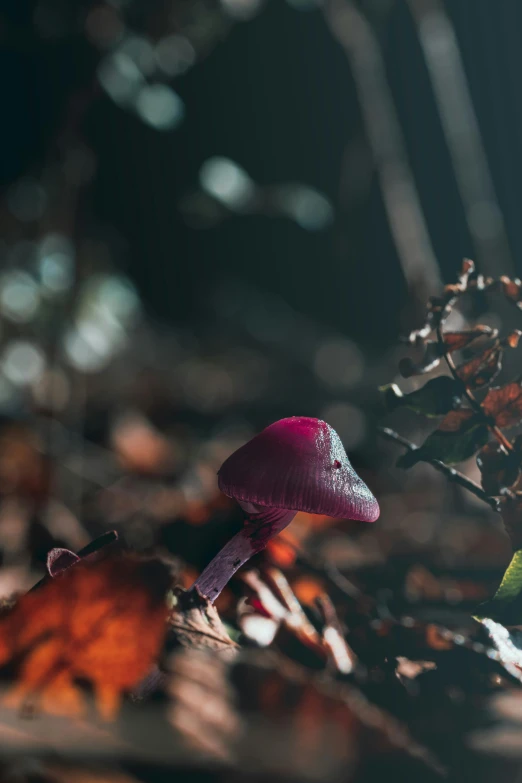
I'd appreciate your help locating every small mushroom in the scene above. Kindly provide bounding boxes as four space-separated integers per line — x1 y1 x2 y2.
191 416 379 602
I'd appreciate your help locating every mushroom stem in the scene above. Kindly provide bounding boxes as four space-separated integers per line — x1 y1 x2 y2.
191 502 296 602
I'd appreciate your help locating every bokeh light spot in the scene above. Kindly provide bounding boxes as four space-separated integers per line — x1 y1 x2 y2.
199 157 255 210
2 342 45 386
40 253 74 295
275 185 333 230
155 35 195 76
98 52 144 105
119 36 155 75
0 272 40 324
135 84 185 130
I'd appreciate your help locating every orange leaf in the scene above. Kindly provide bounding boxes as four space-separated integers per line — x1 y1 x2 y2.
0 555 171 720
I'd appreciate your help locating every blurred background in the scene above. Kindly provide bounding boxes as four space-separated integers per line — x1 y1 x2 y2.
0 0 520 609
5 1 522 778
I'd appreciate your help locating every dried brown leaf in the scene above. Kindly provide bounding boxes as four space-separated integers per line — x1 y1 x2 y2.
167 587 238 657
456 345 503 389
482 382 522 429
443 326 496 352
167 650 241 762
0 555 171 720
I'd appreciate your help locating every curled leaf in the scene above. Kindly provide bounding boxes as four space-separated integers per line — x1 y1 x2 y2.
380 376 463 417
31 531 120 593
168 587 238 657
443 325 497 352
46 549 80 577
482 381 522 429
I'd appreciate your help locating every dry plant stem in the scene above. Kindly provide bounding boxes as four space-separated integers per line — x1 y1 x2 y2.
436 323 514 453
379 426 499 511
192 504 296 602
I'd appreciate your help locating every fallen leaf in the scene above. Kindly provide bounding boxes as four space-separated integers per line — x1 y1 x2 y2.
0 555 171 720
167 587 238 656
31 531 120 592
167 650 241 762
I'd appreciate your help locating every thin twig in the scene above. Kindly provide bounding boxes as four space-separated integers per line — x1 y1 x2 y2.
435 323 481 413
378 426 500 511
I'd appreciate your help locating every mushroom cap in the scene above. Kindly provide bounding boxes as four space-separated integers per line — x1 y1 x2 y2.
218 417 379 522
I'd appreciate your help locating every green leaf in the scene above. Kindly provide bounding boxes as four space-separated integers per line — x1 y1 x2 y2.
380 376 463 417
475 550 522 624
493 550 522 603
397 416 488 468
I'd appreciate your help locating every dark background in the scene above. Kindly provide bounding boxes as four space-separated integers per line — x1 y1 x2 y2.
4 0 522 354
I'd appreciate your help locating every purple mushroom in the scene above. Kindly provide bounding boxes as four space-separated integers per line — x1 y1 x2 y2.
191 416 379 602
